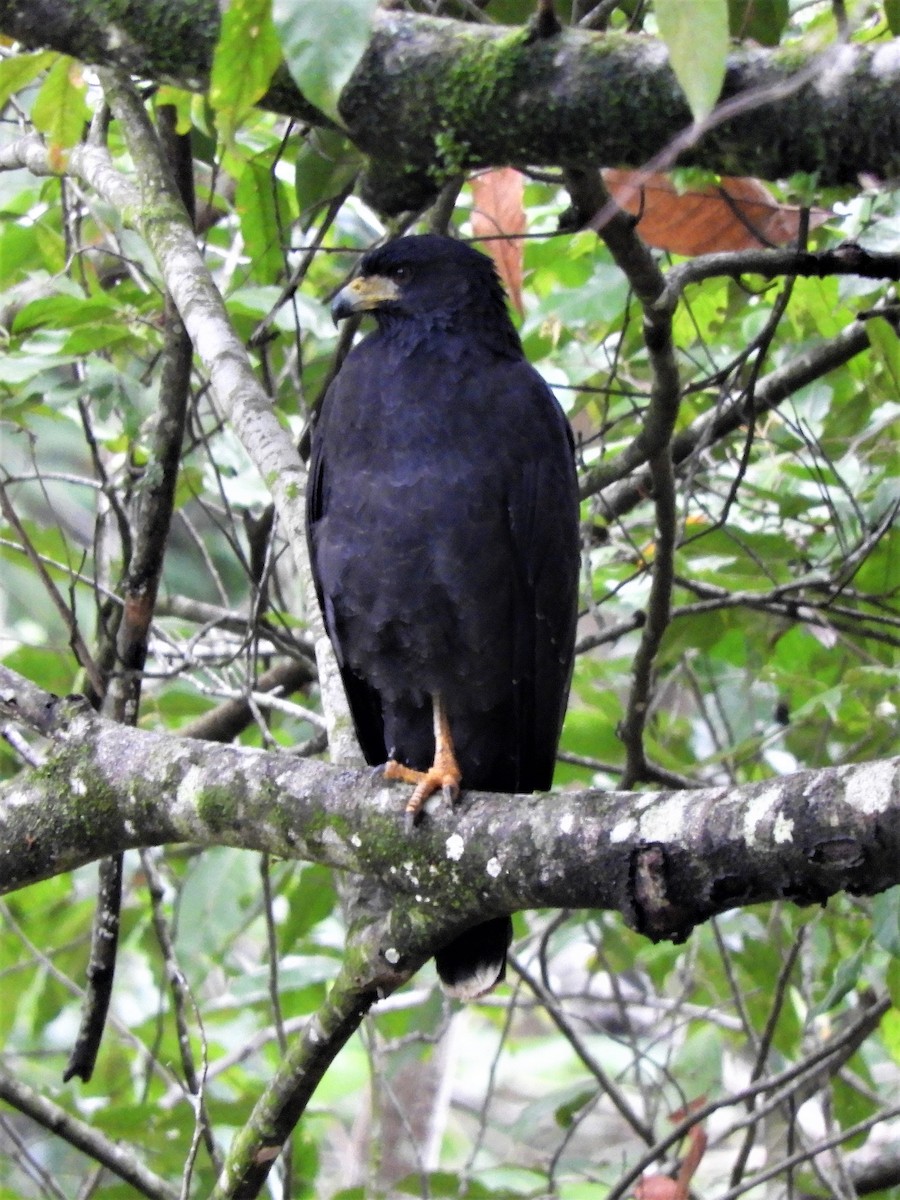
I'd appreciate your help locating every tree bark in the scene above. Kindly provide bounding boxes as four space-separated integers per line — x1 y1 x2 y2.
2 666 898 968
1 0 898 213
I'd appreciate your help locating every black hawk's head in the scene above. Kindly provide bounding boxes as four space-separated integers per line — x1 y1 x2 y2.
331 234 521 355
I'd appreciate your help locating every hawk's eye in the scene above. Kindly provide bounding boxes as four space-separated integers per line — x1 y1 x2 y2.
390 265 410 282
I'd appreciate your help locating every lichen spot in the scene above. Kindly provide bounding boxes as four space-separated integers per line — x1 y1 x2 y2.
176 764 204 807
560 812 574 834
446 833 465 861
843 759 891 815
610 818 636 844
743 785 781 843
350 834 362 848
773 812 794 844
486 856 501 878
384 947 400 965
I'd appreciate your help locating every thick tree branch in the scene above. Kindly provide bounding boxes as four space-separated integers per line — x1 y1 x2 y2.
562 168 681 787
210 921 410 1200
1 1 898 213
2 667 898 958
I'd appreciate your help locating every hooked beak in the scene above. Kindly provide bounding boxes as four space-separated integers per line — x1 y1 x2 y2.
331 274 402 324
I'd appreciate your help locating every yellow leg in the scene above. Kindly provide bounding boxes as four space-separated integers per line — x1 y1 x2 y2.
384 693 462 827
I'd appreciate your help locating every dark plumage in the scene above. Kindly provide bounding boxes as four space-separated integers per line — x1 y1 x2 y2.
306 235 580 999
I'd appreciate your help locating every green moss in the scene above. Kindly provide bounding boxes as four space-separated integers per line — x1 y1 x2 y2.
34 755 123 865
428 26 530 171
196 784 240 832
73 0 219 81
432 130 470 180
770 42 817 73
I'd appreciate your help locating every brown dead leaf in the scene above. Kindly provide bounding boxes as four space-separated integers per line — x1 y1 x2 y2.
471 167 526 314
602 169 830 255
676 1123 708 1192
633 1102 709 1199
633 1175 681 1199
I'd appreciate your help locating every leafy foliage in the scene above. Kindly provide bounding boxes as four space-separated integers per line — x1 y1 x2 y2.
653 0 729 122
271 0 379 121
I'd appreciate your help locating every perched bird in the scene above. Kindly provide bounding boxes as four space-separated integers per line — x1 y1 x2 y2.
306 234 580 999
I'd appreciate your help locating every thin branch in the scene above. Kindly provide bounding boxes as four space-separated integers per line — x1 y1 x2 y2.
728 924 806 1188
562 168 679 788
209 927 406 1200
603 994 891 1200
66 105 196 1083
0 479 105 697
142 850 223 1174
661 245 900 309
590 313 874 510
0 1066 181 1200
618 445 675 789
511 953 656 1144
715 1100 900 1200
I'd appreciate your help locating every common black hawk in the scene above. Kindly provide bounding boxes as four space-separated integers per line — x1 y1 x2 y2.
306 234 580 999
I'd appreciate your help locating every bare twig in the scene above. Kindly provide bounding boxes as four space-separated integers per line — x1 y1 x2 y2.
511 953 655 1144
0 1067 180 1200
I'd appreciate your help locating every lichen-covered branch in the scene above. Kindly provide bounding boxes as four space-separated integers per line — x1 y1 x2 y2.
210 920 413 1200
2 666 898 961
1 1 898 213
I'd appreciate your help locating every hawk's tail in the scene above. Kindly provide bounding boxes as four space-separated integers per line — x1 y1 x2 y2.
434 916 513 1001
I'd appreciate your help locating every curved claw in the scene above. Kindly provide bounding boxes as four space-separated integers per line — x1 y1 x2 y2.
381 693 462 828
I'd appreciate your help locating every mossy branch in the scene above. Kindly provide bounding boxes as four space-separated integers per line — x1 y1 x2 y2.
1 1 898 213
3 666 899 956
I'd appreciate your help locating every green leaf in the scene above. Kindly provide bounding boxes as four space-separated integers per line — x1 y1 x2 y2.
655 0 729 122
813 940 870 1015
235 155 286 283
31 55 90 154
555 1087 596 1128
728 0 788 45
295 130 362 223
881 1006 900 1066
12 293 113 334
272 0 378 121
886 0 900 35
0 49 56 110
210 0 283 142
867 316 900 396
872 887 900 959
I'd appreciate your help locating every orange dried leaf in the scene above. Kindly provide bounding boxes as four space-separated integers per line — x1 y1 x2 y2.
602 169 829 255
677 1124 708 1189
634 1175 680 1199
471 167 525 314
668 1096 708 1122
